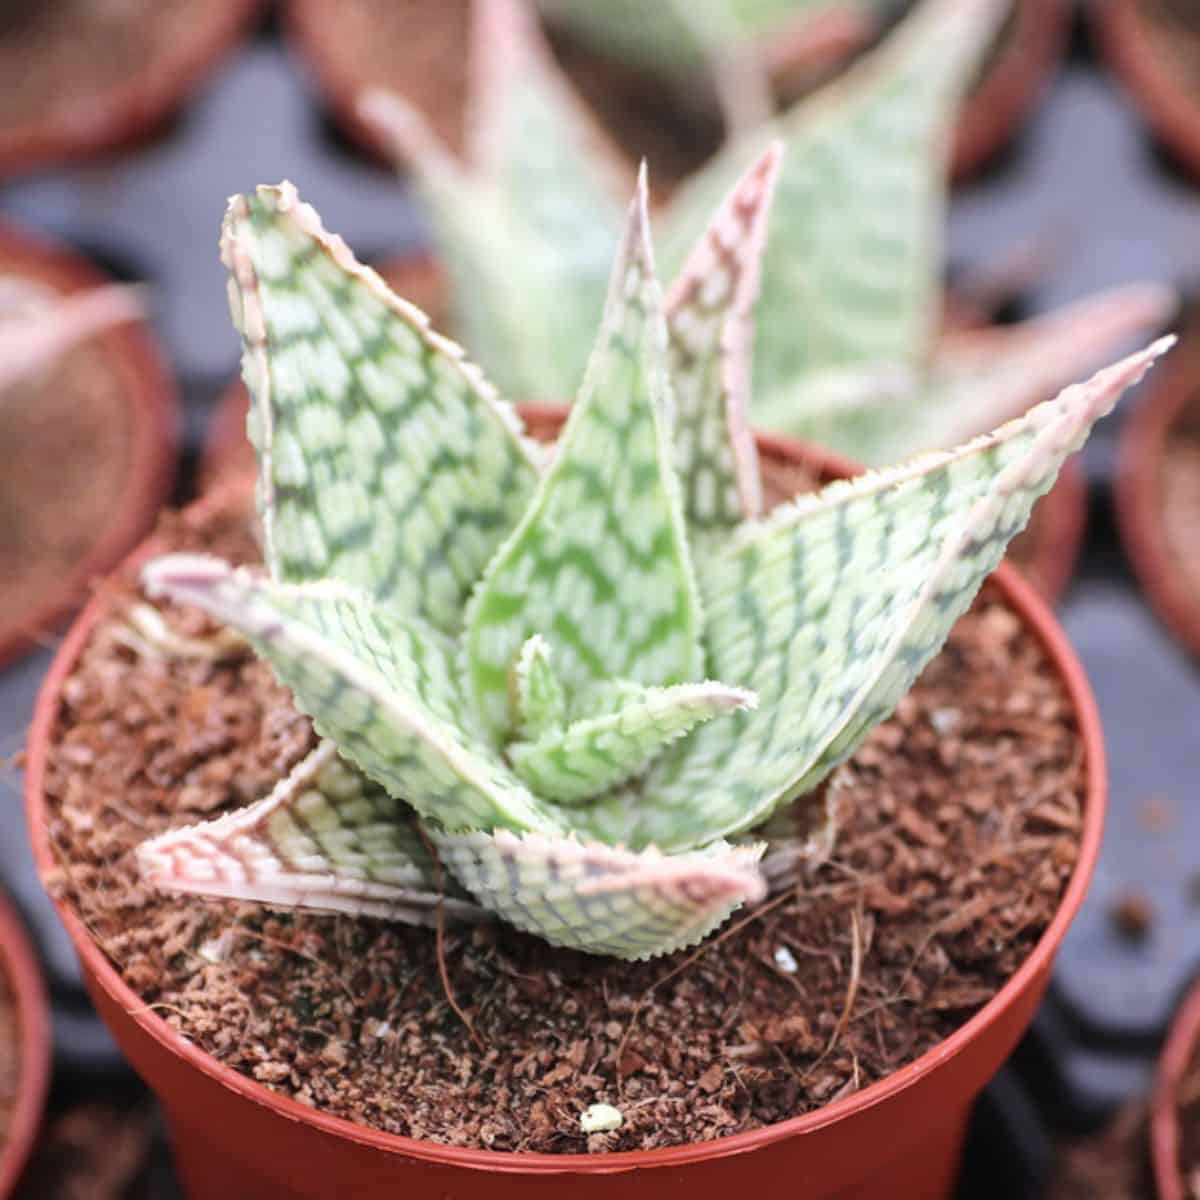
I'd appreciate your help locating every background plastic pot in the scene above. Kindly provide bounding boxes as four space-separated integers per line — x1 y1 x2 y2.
952 0 1073 180
25 411 1107 1200
0 220 178 670
0 889 51 1198
0 0 264 177
1092 0 1200 182
1151 977 1200 1200
1115 323 1200 659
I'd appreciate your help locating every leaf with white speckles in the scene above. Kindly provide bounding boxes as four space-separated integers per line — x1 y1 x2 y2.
432 828 766 960
463 172 705 736
221 183 539 632
577 342 1173 851
137 741 484 924
141 554 566 836
510 680 755 804
666 143 780 531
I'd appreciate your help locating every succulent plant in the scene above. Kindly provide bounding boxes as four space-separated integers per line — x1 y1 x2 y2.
136 153 1170 960
359 0 1173 470
0 278 142 396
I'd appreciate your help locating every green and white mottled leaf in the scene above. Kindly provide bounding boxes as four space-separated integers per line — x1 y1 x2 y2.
432 828 766 959
659 0 1007 407
140 555 565 836
579 341 1173 851
357 0 626 401
512 634 567 741
752 282 1178 464
510 680 756 804
464 171 704 736
221 182 539 631
666 143 781 531
0 280 143 396
137 741 484 924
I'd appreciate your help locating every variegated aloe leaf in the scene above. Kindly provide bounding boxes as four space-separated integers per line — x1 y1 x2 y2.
658 0 1008 406
464 169 704 736
510 680 756 803
666 143 781 531
0 280 142 394
221 182 539 632
431 829 766 959
578 339 1175 851
136 741 484 924
751 282 1179 464
140 556 566 837
512 634 566 741
357 0 627 402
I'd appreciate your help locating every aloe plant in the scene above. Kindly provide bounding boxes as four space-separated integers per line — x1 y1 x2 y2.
359 0 1172 470
0 278 142 396
136 155 1170 960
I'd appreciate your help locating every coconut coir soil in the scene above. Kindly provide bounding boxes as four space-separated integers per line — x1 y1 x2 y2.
0 328 132 637
0 969 17 1149
1139 1 1200 105
42 480 1084 1154
1044 1103 1155 1200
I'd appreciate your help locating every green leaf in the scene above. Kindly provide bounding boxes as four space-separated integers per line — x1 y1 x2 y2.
432 828 766 959
511 634 567 741
510 680 755 804
136 742 484 923
579 340 1173 851
666 143 781 532
658 0 1007 404
140 555 566 836
357 0 627 401
464 169 705 736
753 282 1177 463
221 182 539 632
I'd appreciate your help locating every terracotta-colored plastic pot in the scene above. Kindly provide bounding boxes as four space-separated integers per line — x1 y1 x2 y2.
1092 0 1200 183
951 0 1073 180
0 889 51 1198
1152 977 1200 1200
27 408 1106 1199
200 253 445 491
1115 324 1200 658
0 0 264 177
0 220 178 669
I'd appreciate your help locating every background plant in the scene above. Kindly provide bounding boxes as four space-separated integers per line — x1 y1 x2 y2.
360 0 1171 469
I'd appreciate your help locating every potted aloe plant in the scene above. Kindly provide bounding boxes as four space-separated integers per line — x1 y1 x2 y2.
0 223 177 667
348 0 1171 602
26 130 1171 1197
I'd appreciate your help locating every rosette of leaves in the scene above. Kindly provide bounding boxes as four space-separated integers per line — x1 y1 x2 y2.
359 0 1173 469
136 152 1169 960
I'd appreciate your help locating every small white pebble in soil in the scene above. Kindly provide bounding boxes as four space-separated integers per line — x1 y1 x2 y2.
197 928 236 964
774 945 799 973
930 707 961 735
580 1103 623 1134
